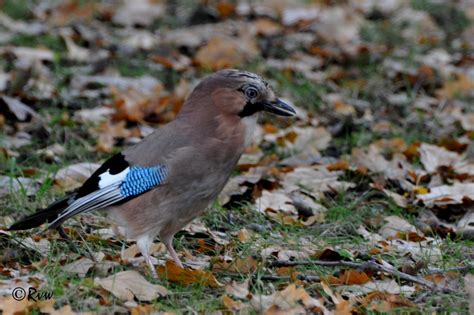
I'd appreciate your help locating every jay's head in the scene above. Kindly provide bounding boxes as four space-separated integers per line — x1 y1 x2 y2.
182 69 296 119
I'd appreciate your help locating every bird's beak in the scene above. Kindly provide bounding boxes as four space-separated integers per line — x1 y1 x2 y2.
261 98 296 117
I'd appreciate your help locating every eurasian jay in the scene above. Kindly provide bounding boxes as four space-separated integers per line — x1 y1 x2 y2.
9 69 296 276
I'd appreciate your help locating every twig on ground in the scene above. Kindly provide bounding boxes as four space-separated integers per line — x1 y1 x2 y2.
425 264 474 275
270 260 457 294
223 273 320 282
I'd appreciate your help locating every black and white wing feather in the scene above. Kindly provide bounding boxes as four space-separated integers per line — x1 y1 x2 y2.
9 153 169 231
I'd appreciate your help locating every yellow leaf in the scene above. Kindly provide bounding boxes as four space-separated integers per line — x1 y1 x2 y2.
414 186 429 195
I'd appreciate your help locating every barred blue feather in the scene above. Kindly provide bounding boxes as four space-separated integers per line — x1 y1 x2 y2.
120 166 169 197
48 163 169 229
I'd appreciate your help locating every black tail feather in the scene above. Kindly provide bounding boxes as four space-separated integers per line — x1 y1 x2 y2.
8 195 74 231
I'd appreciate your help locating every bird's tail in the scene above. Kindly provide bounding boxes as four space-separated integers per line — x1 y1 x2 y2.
8 195 74 230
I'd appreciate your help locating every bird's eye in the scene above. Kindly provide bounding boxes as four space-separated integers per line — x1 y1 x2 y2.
245 86 259 99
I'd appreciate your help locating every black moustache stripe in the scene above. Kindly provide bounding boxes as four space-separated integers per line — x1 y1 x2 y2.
238 101 262 117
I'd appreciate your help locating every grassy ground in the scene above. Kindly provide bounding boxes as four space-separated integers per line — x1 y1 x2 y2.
1 0 473 314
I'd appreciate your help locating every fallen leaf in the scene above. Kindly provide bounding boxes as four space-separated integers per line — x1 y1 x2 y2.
1 96 39 121
157 260 222 288
282 166 355 197
328 269 371 286
379 216 418 239
194 36 258 70
222 295 247 311
255 189 297 215
113 0 164 26
0 176 39 198
0 46 54 62
212 256 258 273
54 163 101 190
95 270 168 301
251 284 329 314
417 183 474 207
62 257 95 278
437 74 474 98
457 211 474 240
382 189 408 208
458 113 474 131
419 143 462 173
465 274 474 314
237 228 251 243
359 291 415 312
341 279 416 296
74 107 115 123
225 278 249 299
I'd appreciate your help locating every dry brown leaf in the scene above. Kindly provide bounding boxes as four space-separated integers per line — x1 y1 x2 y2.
2 132 32 149
282 6 320 25
417 183 474 207
282 166 355 197
359 292 415 312
73 107 115 123
251 284 329 314
62 257 95 278
0 46 54 62
195 36 258 70
157 260 222 288
379 216 418 239
255 18 282 36
1 96 39 121
95 121 132 153
358 226 441 261
419 143 462 173
328 270 371 286
382 189 408 208
237 228 252 243
465 274 474 314
0 176 39 198
212 256 258 273
327 160 350 171
95 270 168 301
54 163 101 190
341 279 416 296
111 87 159 123
255 189 297 215
0 297 63 315
225 278 249 299
0 296 30 315
121 243 166 261
316 6 363 46
266 126 331 154
112 0 164 26
458 113 474 131
222 295 247 312
457 211 474 240
437 74 474 98
352 145 413 181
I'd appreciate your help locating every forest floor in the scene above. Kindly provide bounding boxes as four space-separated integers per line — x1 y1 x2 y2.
0 0 473 314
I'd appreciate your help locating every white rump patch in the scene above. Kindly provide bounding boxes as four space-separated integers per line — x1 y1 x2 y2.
98 167 130 188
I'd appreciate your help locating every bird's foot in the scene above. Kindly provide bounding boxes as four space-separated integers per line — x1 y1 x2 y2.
165 243 184 269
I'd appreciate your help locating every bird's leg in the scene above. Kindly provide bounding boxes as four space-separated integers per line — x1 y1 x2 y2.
163 237 184 269
136 236 158 278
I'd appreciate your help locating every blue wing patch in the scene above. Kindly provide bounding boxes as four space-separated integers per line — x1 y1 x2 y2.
120 165 169 197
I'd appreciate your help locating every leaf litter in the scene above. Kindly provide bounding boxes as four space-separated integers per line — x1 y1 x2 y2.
0 0 473 313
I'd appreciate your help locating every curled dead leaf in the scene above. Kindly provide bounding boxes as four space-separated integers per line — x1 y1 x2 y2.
157 260 222 288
